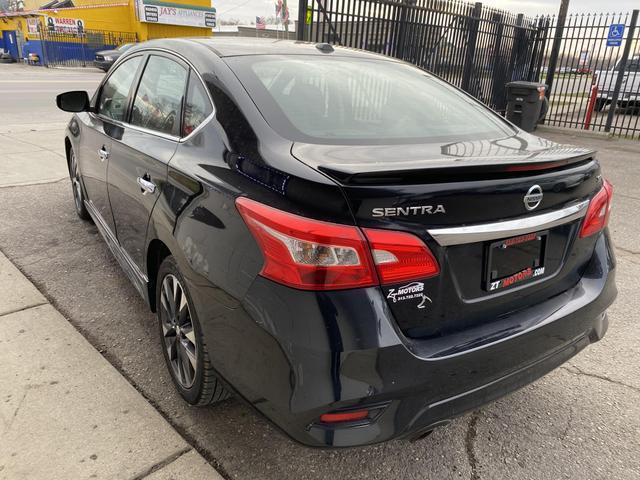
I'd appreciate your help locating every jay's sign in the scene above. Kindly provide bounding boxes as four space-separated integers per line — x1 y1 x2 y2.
137 0 216 28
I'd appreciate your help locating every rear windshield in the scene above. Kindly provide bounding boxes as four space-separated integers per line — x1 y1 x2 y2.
225 55 514 145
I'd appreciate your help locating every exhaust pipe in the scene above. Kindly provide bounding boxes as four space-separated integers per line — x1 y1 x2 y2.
407 420 451 442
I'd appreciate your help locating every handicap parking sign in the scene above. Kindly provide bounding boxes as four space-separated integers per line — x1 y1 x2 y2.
607 24 625 47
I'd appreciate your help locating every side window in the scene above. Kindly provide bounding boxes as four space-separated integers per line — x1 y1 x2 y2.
182 73 214 137
130 56 188 136
98 56 142 121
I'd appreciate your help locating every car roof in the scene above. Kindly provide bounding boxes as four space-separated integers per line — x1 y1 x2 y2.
137 37 397 61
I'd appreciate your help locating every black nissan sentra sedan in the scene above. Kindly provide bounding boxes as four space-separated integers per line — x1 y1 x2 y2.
56 38 617 447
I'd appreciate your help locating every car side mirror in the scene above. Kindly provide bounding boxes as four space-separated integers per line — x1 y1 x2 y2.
56 91 91 112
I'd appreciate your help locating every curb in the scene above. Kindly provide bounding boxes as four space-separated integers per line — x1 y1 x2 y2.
0 250 224 480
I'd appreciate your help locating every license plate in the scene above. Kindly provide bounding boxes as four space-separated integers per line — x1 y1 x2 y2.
485 231 547 292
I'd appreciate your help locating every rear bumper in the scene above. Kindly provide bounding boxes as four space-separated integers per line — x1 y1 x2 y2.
196 230 616 447
394 312 608 441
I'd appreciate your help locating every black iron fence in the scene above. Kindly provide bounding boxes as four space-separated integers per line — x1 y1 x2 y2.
40 29 137 68
537 10 640 138
297 0 640 138
297 0 545 112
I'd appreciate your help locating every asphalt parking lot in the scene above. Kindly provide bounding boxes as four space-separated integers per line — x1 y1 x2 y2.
1 63 639 480
542 75 640 138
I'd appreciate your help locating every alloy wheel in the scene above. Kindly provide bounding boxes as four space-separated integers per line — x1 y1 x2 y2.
160 274 198 388
70 150 83 213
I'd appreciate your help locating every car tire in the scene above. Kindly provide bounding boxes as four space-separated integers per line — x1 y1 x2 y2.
594 98 607 112
156 256 230 406
69 147 92 221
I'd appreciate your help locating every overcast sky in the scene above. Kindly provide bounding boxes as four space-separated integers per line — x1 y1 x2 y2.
214 0 638 25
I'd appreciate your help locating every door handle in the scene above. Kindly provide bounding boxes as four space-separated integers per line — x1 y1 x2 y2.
137 176 156 195
98 146 109 162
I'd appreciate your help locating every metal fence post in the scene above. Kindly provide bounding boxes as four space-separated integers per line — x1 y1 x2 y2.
395 0 417 60
461 2 483 94
516 14 527 79
490 11 505 109
40 30 49 68
528 16 549 81
605 9 639 133
297 0 307 41
506 14 525 81
80 34 87 68
544 0 570 100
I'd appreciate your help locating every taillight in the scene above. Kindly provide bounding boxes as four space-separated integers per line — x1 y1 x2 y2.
363 228 440 285
580 180 613 238
236 198 440 290
235 198 377 290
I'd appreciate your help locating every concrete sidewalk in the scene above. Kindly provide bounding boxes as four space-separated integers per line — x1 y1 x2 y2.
0 251 222 480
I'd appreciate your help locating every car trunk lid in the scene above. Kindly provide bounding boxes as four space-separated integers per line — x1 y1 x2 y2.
291 134 602 339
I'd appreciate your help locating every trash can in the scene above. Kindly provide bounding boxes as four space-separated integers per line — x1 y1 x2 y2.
505 81 548 132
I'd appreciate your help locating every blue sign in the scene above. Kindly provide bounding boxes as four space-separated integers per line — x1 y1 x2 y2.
607 24 625 47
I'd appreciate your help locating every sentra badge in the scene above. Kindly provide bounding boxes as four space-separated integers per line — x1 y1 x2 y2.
372 205 446 217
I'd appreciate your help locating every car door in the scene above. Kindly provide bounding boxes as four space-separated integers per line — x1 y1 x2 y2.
106 53 189 271
82 55 143 233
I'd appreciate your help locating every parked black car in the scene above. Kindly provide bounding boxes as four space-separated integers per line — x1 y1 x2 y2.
57 38 617 448
93 43 134 71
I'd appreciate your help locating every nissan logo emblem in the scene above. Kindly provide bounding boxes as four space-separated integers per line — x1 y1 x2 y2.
524 185 543 211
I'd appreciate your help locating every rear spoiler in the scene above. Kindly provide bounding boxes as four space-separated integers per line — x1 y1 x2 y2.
319 152 595 185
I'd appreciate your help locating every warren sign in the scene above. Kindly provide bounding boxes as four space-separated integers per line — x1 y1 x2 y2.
45 16 85 34
137 0 216 28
